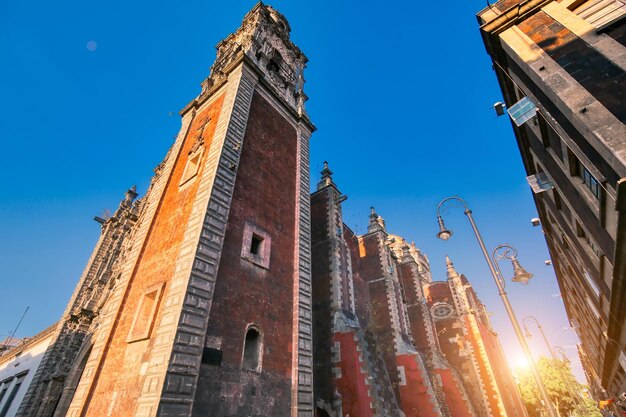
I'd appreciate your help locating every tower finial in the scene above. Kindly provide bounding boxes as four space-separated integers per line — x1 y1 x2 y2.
368 207 386 233
123 185 139 206
321 161 333 179
446 256 459 280
317 161 335 190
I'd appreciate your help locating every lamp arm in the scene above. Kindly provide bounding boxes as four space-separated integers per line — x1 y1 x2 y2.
523 315 539 327
436 196 470 217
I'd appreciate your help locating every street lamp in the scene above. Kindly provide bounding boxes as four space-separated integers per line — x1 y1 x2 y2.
524 317 584 411
553 346 586 408
523 316 555 358
436 196 558 417
553 346 571 363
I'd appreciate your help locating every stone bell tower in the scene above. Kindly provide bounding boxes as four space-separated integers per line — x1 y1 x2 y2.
61 3 315 417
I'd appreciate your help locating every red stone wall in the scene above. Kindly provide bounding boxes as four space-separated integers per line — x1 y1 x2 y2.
332 331 375 417
345 229 370 326
357 234 399 389
399 263 435 355
82 94 226 416
396 354 439 417
192 90 298 416
476 318 528 417
435 368 474 417
464 315 504 416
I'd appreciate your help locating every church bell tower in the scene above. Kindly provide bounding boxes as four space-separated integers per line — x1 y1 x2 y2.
62 4 315 417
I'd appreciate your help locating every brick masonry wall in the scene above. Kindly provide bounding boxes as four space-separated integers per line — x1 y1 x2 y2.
64 63 254 417
74 92 226 417
396 354 440 417
332 331 375 417
190 88 298 417
435 368 474 417
475 317 528 417
345 230 371 327
310 189 334 405
428 282 490 417
399 262 435 357
357 234 399 387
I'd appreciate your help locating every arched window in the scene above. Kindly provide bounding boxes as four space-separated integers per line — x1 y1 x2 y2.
242 327 262 371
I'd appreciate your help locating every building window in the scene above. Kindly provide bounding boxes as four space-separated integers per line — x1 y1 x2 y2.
241 222 271 269
586 296 601 320
128 284 164 342
569 150 602 200
250 234 263 255
583 269 601 298
538 118 564 162
581 163 601 199
431 303 454 320
0 372 27 417
242 327 262 371
0 380 11 407
576 220 602 257
554 189 563 210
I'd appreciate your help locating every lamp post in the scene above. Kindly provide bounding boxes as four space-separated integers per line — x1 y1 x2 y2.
436 196 558 417
553 346 588 413
524 317 584 412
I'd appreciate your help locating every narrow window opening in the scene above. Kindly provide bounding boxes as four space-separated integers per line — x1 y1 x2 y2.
250 234 263 256
554 190 562 210
242 327 262 371
241 222 271 269
0 384 9 406
580 163 601 199
0 373 26 417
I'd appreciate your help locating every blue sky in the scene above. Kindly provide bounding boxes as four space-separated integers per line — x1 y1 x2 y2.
0 0 584 378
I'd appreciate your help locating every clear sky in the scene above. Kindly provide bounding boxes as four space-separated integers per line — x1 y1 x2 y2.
0 0 584 379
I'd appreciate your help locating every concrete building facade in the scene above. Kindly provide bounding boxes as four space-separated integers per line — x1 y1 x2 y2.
0 326 55 417
477 0 626 407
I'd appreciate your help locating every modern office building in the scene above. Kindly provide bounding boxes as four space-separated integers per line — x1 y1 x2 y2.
477 0 626 406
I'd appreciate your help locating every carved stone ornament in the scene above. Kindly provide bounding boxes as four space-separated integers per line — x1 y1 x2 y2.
202 4 309 116
190 119 210 155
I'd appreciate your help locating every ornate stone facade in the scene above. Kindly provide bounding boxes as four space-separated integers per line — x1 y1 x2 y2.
15 187 141 417
310 164 525 417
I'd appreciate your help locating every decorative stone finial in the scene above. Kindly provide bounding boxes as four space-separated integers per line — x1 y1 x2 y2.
446 256 460 280
321 161 333 179
368 207 386 233
317 161 335 190
202 3 309 116
124 185 139 206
